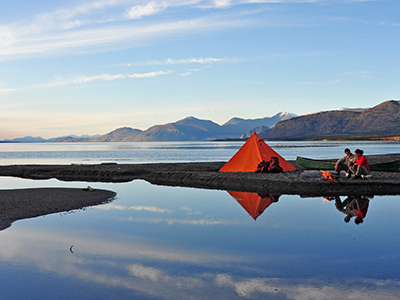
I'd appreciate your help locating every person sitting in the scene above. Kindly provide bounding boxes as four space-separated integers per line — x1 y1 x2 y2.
349 149 370 179
335 148 356 176
335 196 370 224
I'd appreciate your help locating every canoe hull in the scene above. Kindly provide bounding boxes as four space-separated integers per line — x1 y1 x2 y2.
296 156 400 172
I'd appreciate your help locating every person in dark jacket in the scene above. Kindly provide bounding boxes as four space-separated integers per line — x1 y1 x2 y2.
335 196 370 224
335 148 356 176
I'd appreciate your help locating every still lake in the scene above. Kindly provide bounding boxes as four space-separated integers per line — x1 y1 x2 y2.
1 141 400 299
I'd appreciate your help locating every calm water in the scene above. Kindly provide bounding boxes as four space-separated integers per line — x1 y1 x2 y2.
1 141 400 299
1 140 400 164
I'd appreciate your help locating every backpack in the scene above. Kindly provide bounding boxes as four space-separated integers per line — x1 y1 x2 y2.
256 160 270 173
268 157 283 173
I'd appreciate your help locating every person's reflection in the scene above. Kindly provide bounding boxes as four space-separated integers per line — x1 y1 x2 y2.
334 196 371 225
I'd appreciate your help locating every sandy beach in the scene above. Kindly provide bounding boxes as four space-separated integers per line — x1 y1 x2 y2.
1 153 400 196
0 188 116 231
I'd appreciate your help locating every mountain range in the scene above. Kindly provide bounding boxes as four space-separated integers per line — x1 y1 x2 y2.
3 100 399 142
50 112 296 142
2 134 100 143
259 100 400 140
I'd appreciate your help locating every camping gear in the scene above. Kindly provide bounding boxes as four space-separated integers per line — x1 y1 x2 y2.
256 160 270 173
219 133 296 172
268 157 283 173
296 156 400 172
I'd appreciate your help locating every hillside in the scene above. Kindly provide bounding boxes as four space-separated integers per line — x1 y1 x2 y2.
259 100 400 140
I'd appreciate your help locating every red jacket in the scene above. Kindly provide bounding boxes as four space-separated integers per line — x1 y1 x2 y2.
356 155 369 170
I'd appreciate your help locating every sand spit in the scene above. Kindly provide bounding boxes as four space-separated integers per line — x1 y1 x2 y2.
1 154 400 196
0 188 116 231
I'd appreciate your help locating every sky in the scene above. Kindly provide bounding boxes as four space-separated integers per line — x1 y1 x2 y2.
0 0 399 139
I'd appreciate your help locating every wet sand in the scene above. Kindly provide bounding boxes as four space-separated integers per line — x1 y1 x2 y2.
0 153 400 196
0 188 116 231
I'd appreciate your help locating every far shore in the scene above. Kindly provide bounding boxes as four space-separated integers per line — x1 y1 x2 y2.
1 135 400 143
1 153 400 196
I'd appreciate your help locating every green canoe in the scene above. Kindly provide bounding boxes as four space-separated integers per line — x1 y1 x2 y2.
296 156 400 172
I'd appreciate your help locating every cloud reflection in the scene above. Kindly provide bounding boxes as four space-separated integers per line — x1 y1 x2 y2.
99 203 174 213
216 274 400 300
1 228 400 299
124 217 227 225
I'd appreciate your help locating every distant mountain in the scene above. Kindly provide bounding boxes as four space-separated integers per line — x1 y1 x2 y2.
239 112 296 138
3 136 50 143
3 134 101 143
240 126 270 139
9 101 398 143
52 128 142 142
135 116 223 141
259 100 400 140
222 112 296 138
93 127 142 142
50 112 295 142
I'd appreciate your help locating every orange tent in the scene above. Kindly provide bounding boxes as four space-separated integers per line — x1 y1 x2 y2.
219 132 296 172
228 191 280 220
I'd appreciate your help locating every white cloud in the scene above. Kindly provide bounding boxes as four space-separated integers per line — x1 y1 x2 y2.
124 57 242 67
344 71 375 75
0 17 249 60
300 79 341 85
154 57 229 65
125 1 167 19
166 57 225 64
343 70 376 79
0 71 172 95
0 26 16 47
2 0 345 61
25 0 133 33
52 70 172 85
0 88 19 95
213 0 232 7
128 264 166 281
71 73 127 83
127 70 172 78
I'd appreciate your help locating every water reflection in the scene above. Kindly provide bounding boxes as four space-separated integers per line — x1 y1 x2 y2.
323 195 372 225
1 179 400 299
228 191 280 220
334 196 371 225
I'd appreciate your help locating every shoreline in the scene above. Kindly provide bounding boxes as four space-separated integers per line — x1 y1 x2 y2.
1 154 400 196
0 188 116 231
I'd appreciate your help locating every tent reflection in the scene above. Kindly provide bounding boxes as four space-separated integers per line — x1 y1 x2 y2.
228 191 280 220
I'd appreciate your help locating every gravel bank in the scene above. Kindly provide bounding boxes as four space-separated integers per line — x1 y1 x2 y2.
1 154 400 196
0 188 116 231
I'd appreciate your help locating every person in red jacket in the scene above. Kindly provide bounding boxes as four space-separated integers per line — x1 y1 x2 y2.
335 195 370 224
349 149 370 179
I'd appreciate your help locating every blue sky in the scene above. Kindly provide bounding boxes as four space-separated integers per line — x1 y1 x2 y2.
0 0 399 139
